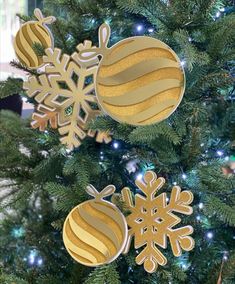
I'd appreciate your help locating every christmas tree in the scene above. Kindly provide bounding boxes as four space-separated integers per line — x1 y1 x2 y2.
0 0 235 283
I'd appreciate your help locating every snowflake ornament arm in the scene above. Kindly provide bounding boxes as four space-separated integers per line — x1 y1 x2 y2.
31 104 58 131
121 171 194 273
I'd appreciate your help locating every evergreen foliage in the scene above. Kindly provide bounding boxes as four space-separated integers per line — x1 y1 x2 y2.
0 0 235 283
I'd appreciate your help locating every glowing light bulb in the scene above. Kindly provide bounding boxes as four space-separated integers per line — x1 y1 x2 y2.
37 258 43 266
217 150 223 157
182 173 187 180
136 173 143 180
22 97 28 102
199 202 204 209
136 24 143 32
113 142 119 149
206 232 213 239
148 28 154 33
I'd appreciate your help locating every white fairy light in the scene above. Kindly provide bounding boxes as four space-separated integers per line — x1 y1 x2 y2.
217 150 224 157
136 173 143 180
37 258 43 266
22 97 28 102
148 28 154 33
206 231 213 239
180 60 186 66
113 142 119 149
182 173 187 180
136 24 143 32
199 202 204 209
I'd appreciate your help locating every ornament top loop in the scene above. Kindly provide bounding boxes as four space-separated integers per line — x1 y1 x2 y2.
86 184 116 200
79 23 111 61
98 23 111 49
34 8 56 25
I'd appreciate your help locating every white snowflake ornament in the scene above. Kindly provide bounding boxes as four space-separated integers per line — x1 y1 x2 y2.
121 171 194 273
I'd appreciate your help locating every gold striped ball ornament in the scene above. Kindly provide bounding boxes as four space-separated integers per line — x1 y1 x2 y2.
79 24 185 126
63 184 128 266
14 8 55 69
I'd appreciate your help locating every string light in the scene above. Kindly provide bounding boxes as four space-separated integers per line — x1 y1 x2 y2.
136 24 143 32
148 28 154 33
37 258 43 266
223 255 228 261
206 231 214 239
196 215 201 221
136 173 143 180
216 11 221 18
113 141 119 149
182 173 187 180
220 7 225 12
180 60 186 67
199 202 204 209
173 182 177 185
28 250 37 265
222 250 229 261
216 150 224 157
11 227 25 238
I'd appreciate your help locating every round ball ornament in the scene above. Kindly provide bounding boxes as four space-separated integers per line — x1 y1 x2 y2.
63 184 128 266
79 24 185 126
13 8 55 69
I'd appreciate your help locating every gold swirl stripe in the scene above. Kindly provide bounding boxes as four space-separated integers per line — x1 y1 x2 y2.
14 39 30 67
103 38 173 66
100 48 178 78
97 68 182 98
21 25 39 66
98 58 179 86
30 23 51 47
78 203 120 250
65 213 107 263
14 28 34 67
101 79 181 106
101 88 181 117
105 98 177 124
69 209 110 258
63 223 98 263
76 203 117 256
90 201 124 241
27 24 39 47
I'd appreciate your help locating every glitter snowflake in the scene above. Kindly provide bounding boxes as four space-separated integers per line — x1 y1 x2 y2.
23 41 111 149
121 171 194 273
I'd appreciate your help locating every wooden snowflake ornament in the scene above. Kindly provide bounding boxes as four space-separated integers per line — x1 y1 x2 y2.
121 171 194 273
23 42 111 149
